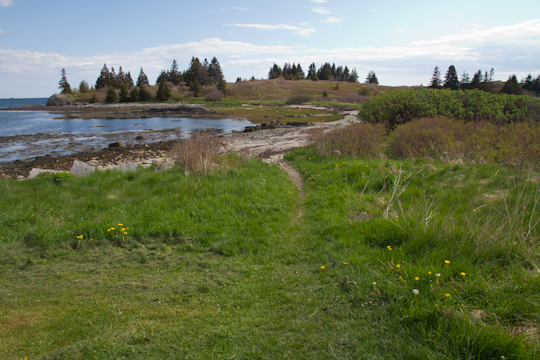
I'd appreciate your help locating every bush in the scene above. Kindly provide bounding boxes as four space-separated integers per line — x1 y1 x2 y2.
311 123 387 158
129 87 140 102
285 94 312 104
139 85 151 101
156 80 171 101
358 86 371 96
204 90 224 102
79 80 89 93
359 88 540 128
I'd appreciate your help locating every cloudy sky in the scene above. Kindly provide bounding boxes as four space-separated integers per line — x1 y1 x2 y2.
1 0 539 98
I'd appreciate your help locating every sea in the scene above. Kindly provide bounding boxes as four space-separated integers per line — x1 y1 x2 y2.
0 98 251 163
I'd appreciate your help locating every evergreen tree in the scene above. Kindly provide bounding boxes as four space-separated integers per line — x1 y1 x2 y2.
460 71 470 90
471 70 483 89
184 57 207 86
365 71 378 84
217 78 228 94
189 80 202 97
307 63 317 80
343 66 350 82
156 70 168 84
139 85 151 101
129 87 140 102
268 63 282 79
443 65 459 90
429 66 442 89
125 72 134 88
105 86 117 103
207 57 223 85
168 59 183 85
96 64 112 89
116 66 125 88
523 74 534 90
335 66 343 81
79 80 89 93
59 68 72 94
296 64 305 79
156 80 171 101
349 68 359 82
119 84 129 103
331 63 336 78
500 75 523 95
136 68 149 87
317 63 332 80
236 77 242 83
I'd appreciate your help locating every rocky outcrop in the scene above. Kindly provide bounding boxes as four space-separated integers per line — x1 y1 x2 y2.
47 94 72 106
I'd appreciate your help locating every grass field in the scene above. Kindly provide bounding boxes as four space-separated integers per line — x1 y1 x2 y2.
1 144 539 358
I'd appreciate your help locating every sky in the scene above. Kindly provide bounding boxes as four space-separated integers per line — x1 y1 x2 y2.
0 0 539 98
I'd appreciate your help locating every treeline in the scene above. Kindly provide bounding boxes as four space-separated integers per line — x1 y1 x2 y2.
429 65 540 96
268 62 364 83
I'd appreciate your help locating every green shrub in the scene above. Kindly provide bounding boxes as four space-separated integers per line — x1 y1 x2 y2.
204 90 224 102
129 87 140 102
311 123 387 157
156 80 171 101
105 86 117 103
359 88 540 128
139 85 151 101
52 172 73 184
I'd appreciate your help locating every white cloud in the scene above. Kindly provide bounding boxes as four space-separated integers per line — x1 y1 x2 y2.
0 0 13 8
321 17 343 24
413 19 540 46
393 29 407 34
311 7 331 14
231 7 248 11
227 23 316 37
0 29 7 34
308 0 328 3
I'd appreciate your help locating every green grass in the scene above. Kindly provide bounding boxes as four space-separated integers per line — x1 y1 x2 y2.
1 152 539 359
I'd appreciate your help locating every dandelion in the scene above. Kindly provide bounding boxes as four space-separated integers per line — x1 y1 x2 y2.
444 260 450 264
121 228 125 231
396 264 401 268
435 273 441 277
124 232 128 235
107 229 111 232
445 293 451 297
111 227 115 230
263 179 266 182
118 224 123 226
387 245 392 250
413 289 419 295
428 272 432 275
372 282 377 286
461 272 466 276
320 266 325 269
415 277 419 281
399 276 402 279
90 238 93 241
343 262 348 265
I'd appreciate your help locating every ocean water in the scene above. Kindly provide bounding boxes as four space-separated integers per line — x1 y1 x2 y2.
0 98 48 109
0 100 252 162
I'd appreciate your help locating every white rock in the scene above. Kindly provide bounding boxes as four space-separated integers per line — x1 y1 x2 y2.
70 160 94 176
27 168 61 179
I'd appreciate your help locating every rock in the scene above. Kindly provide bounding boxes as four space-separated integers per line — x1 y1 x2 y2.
27 168 61 179
111 162 138 172
108 141 125 148
155 161 175 172
46 94 72 106
87 160 100 166
71 160 95 176
135 135 148 141
332 150 342 157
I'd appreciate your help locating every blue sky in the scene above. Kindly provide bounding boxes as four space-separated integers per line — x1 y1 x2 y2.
1 0 539 98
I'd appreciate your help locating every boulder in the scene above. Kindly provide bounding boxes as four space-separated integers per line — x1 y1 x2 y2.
70 160 94 176
27 168 61 179
155 161 175 172
135 135 148 141
47 94 72 106
111 162 138 172
108 141 125 148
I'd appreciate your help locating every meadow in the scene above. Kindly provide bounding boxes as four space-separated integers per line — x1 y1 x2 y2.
2 86 540 359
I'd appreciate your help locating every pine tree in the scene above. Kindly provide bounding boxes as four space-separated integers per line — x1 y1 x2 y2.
500 75 523 95
119 84 129 103
343 66 350 82
365 71 378 84
317 63 332 80
156 70 168 84
126 72 134 88
79 80 89 93
268 63 282 79
168 59 182 85
58 68 72 94
429 66 442 89
307 63 317 80
443 65 459 90
116 66 125 88
471 70 483 89
217 78 228 95
96 64 111 89
139 85 151 101
105 86 117 103
349 68 359 83
156 80 171 101
296 64 305 79
207 57 223 85
184 57 206 86
136 68 149 87
460 71 470 90
189 80 202 97
129 87 140 102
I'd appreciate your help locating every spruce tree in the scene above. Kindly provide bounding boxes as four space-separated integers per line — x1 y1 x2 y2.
429 66 442 89
129 87 140 102
460 71 470 90
471 70 483 89
105 86 117 103
156 80 171 101
268 63 282 79
139 85 151 101
79 80 89 93
168 59 182 85
217 78 228 95
307 63 317 80
189 80 202 97
500 75 523 95
296 64 305 79
343 66 350 82
156 70 168 84
119 84 129 102
365 71 378 84
443 65 459 90
349 68 359 83
136 68 149 87
125 72 134 88
58 68 72 94
96 64 111 89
